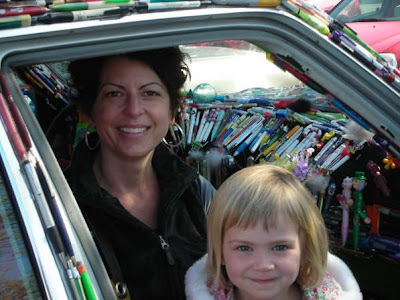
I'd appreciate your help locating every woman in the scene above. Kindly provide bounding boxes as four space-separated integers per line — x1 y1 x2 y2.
66 47 215 300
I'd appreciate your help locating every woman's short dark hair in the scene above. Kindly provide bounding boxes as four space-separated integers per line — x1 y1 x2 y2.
68 47 190 118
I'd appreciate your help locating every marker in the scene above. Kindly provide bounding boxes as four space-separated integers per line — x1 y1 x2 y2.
35 7 130 23
50 0 136 11
211 0 280 6
0 14 32 29
0 6 48 17
136 0 208 10
1 0 51 7
77 261 97 300
282 0 330 35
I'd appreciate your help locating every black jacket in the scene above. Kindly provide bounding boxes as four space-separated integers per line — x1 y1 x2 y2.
66 143 215 300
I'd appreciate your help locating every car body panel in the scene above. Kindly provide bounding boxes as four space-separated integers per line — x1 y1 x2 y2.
0 5 400 299
330 0 400 65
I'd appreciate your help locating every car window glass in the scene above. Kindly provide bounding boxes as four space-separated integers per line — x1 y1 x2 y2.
0 169 43 299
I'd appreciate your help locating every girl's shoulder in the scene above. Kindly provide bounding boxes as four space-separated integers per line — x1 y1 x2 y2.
302 272 342 300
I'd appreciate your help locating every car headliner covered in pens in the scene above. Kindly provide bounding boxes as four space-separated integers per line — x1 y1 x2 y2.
0 1 400 299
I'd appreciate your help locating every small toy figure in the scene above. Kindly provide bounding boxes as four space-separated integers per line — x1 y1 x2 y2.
366 160 390 197
351 171 371 250
336 177 353 247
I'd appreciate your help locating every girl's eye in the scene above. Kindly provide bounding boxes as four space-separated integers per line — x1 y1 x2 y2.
272 245 288 251
236 245 252 252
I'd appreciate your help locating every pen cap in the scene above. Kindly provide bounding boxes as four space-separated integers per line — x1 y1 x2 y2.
192 83 216 104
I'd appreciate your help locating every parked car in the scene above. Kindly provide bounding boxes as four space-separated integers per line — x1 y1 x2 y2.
330 0 400 67
1 2 400 300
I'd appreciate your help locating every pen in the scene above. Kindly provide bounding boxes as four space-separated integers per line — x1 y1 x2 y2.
191 110 201 142
220 114 248 146
233 122 263 156
186 107 197 145
223 115 257 147
195 109 209 143
320 141 349 169
249 128 267 153
202 108 219 142
274 125 303 158
313 136 337 165
210 109 225 142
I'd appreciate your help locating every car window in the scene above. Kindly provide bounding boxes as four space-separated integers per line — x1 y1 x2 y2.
331 0 399 21
0 169 43 299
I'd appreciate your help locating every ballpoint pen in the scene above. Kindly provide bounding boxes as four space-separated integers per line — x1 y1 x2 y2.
233 121 263 156
221 114 251 146
313 136 337 166
249 128 267 153
195 109 209 142
210 109 225 142
186 107 196 144
273 125 303 159
201 108 217 142
225 115 260 149
320 141 349 169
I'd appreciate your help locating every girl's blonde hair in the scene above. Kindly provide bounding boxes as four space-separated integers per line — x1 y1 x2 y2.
207 164 328 289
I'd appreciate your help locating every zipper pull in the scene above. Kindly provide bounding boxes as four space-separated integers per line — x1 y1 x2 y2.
159 235 175 265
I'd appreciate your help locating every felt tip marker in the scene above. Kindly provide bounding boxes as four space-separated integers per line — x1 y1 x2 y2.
211 0 280 6
50 0 136 11
0 6 48 17
0 14 32 29
35 7 130 23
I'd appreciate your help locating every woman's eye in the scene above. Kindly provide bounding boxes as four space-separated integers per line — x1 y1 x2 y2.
105 91 121 97
272 245 288 251
144 90 159 97
236 245 252 252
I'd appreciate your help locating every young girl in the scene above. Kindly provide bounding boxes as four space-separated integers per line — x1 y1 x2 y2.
185 164 362 300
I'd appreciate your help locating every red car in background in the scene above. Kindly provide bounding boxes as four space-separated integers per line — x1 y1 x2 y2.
329 0 400 68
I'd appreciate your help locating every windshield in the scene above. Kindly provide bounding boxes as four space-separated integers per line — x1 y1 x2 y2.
330 0 400 22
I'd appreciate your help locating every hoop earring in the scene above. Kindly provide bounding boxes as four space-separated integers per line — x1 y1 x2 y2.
163 123 184 149
85 131 100 150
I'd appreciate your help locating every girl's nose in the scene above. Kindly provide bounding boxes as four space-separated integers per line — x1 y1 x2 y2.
254 253 275 271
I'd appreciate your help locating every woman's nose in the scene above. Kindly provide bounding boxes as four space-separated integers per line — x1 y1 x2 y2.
125 94 144 116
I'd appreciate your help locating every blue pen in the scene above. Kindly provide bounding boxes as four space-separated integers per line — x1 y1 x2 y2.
234 122 264 156
213 111 239 146
330 98 370 130
210 109 225 142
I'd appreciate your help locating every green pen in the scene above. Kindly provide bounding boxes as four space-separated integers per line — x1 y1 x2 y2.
50 0 136 12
